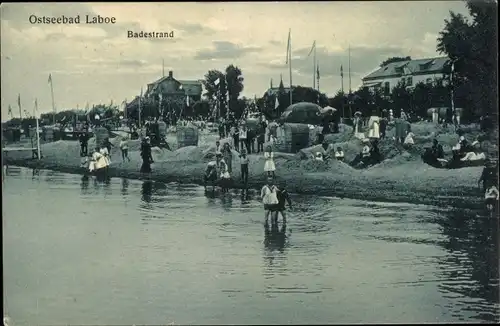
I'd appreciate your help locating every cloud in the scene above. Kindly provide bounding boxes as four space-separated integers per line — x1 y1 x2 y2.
170 22 215 35
0 1 472 119
193 41 262 60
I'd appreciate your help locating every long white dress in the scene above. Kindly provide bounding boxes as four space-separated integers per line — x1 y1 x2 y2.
367 116 380 139
100 147 111 166
264 152 276 172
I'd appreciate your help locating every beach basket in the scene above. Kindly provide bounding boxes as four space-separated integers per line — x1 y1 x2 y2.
44 128 54 142
176 125 199 148
277 123 311 153
94 126 110 148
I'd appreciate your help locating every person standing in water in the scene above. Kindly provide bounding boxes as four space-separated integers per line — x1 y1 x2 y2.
119 136 130 162
140 136 154 175
275 182 292 224
222 142 233 174
239 148 249 187
264 145 276 177
261 176 279 225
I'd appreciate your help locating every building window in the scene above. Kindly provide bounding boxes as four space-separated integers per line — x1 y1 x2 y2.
384 82 390 95
406 76 413 86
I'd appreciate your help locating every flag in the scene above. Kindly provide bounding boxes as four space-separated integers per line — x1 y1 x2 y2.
450 61 454 83
48 74 52 84
340 65 344 78
307 40 316 57
275 97 279 110
17 94 21 108
285 29 291 64
186 95 190 106
270 78 273 89
34 99 38 114
214 78 220 86
8 105 12 116
317 63 320 80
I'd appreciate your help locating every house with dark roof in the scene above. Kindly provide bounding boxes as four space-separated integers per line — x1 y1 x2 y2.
362 57 450 95
145 70 202 104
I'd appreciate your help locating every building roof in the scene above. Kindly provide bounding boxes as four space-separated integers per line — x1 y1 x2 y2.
362 57 449 81
265 86 293 97
146 75 202 97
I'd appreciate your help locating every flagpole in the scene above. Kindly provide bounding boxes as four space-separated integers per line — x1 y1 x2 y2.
341 65 345 118
17 94 22 119
49 75 56 125
138 88 142 128
450 60 455 117
162 59 165 77
348 45 352 118
317 63 320 92
289 29 293 106
313 42 316 90
34 99 41 160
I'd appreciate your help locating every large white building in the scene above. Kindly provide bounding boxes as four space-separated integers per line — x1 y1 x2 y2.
362 56 450 95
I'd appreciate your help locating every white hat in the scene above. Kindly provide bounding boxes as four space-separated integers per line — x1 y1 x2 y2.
459 136 465 141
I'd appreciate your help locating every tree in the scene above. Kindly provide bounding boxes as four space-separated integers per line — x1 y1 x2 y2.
225 64 244 119
380 56 411 67
437 0 497 121
202 69 227 119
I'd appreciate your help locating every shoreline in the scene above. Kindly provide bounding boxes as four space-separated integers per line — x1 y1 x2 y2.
3 150 483 209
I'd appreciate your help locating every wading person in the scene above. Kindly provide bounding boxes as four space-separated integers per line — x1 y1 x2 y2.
239 148 249 187
204 161 218 191
91 146 107 181
275 182 292 224
264 145 276 178
140 136 154 176
219 161 231 193
222 142 233 174
119 136 130 162
261 176 279 225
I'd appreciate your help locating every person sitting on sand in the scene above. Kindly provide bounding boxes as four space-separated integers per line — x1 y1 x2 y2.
240 148 249 186
422 139 445 167
119 136 130 162
261 176 279 225
334 147 345 161
264 145 276 177
403 131 415 147
350 139 371 168
219 161 231 193
461 142 486 162
204 161 218 191
369 139 382 166
484 184 499 211
274 182 292 224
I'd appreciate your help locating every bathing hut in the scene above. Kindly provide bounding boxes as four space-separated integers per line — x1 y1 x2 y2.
177 125 199 148
275 123 311 153
94 126 110 148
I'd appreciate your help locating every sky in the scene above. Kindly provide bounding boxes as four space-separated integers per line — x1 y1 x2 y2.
0 1 470 120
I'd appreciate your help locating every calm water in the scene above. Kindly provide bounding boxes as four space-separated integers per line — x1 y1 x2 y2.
2 167 499 325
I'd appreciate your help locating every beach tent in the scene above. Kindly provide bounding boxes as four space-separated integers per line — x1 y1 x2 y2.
279 102 322 125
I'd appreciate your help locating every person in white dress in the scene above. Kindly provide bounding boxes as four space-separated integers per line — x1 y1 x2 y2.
404 131 415 147
367 114 380 139
261 176 279 225
264 145 276 177
219 162 231 193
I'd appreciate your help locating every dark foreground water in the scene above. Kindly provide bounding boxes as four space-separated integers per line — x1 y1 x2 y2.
2 167 499 325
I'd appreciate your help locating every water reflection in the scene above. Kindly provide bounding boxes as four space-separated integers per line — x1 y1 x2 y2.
80 175 89 192
434 209 499 322
262 221 289 278
141 180 153 203
121 178 129 196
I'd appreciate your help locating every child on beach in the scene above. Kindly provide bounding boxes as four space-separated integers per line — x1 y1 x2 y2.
220 161 231 193
485 184 499 211
264 145 276 177
261 176 279 225
334 146 345 161
240 148 249 186
119 136 130 162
